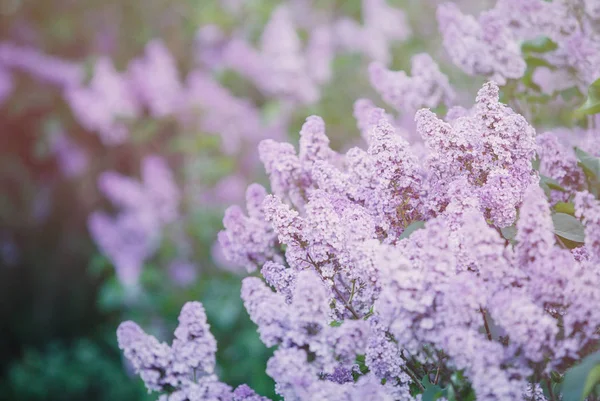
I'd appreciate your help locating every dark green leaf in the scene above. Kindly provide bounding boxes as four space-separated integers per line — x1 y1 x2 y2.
574 77 600 117
561 351 600 401
399 221 425 240
421 376 446 401
552 213 585 243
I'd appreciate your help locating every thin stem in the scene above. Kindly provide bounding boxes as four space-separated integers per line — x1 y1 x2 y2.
434 365 441 385
348 279 356 304
402 365 425 391
555 235 568 249
480 306 493 341
305 253 361 319
546 377 557 401
331 283 361 320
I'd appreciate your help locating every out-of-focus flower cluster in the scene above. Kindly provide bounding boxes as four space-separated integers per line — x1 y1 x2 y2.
0 0 420 287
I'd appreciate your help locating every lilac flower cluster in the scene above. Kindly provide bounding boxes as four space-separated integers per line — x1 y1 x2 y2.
89 156 180 286
210 82 599 400
438 0 600 89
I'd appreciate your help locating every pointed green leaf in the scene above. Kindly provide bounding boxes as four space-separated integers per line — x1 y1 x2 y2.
421 376 446 401
574 77 600 117
575 147 600 179
399 221 425 240
554 202 575 215
561 351 600 401
552 213 585 243
500 225 517 242
521 36 558 53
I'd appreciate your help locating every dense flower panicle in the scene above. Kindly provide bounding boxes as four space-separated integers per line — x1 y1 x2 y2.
298 116 335 166
437 2 526 85
261 261 296 303
172 302 217 377
515 185 555 266
352 98 395 141
118 302 250 400
117 321 177 392
369 53 455 114
240 277 289 347
536 132 585 201
366 116 423 237
233 384 270 401
416 82 537 227
218 184 278 273
128 40 182 118
65 57 139 145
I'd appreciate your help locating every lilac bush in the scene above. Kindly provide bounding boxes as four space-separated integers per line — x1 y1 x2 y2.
116 0 600 398
2 0 600 399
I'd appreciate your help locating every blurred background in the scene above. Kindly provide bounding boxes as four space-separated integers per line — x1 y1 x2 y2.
0 0 497 400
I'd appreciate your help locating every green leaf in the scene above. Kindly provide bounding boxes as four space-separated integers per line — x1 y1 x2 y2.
500 225 517 242
540 175 566 191
97 278 125 312
575 147 600 179
552 213 585 243
540 175 566 198
561 351 600 401
421 376 446 401
574 77 600 118
554 202 575 215
575 147 600 196
521 36 558 53
399 221 425 240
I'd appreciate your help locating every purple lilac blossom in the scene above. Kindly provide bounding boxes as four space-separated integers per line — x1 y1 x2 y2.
369 53 455 113
90 156 180 285
65 57 139 145
0 42 83 87
128 39 183 118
